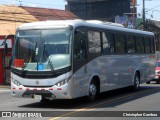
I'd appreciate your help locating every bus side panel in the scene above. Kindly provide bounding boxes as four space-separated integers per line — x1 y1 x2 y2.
72 54 156 98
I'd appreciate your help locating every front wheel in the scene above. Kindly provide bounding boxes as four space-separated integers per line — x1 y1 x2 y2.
87 80 98 102
40 97 49 103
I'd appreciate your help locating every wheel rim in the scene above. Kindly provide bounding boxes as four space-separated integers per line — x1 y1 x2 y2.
89 83 97 97
135 76 140 89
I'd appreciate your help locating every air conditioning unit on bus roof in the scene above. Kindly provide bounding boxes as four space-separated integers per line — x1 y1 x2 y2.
86 20 124 27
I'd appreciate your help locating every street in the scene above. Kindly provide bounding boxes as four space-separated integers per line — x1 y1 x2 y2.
0 83 160 120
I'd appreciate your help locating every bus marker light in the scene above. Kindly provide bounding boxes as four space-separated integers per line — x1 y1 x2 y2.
57 88 62 90
19 88 22 90
26 88 30 90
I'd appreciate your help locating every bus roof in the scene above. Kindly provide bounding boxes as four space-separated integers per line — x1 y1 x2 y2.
17 19 154 36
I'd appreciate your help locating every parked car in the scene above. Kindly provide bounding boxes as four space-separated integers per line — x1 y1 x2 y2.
147 60 160 84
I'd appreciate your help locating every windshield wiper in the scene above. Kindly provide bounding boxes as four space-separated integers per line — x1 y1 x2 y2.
41 44 54 73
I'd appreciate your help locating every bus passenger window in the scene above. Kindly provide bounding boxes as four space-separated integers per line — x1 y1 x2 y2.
150 38 155 53
88 31 101 53
102 32 114 54
115 33 125 54
136 37 144 53
126 35 135 53
74 31 86 59
144 38 150 53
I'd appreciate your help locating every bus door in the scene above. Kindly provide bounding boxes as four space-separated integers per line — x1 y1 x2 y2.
73 29 87 72
73 29 88 96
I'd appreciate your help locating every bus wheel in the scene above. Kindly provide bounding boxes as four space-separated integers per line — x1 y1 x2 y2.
88 80 97 101
40 97 49 103
146 81 150 84
156 79 160 84
132 73 140 90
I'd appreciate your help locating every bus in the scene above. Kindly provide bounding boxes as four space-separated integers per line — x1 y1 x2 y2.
11 19 156 102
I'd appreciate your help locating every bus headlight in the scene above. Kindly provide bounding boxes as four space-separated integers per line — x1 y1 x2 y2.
55 79 69 87
12 79 21 86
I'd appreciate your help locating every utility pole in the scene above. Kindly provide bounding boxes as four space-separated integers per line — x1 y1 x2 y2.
142 0 145 30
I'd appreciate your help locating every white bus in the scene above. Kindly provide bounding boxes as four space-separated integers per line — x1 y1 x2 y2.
11 20 156 102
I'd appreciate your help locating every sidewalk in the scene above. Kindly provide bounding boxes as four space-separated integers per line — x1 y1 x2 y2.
0 85 10 89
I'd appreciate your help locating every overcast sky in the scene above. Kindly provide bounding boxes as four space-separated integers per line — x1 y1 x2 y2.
0 0 160 20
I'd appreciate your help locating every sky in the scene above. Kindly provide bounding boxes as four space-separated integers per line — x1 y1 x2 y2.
137 0 160 20
0 0 160 20
0 0 67 9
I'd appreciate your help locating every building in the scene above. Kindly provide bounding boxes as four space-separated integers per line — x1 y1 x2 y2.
0 5 78 85
66 0 135 22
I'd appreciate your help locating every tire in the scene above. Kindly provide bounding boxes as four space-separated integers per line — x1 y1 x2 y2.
132 73 140 91
146 81 150 84
40 97 49 103
156 79 160 84
87 80 98 102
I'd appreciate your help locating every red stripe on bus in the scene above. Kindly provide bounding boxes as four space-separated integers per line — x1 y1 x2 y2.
156 67 160 70
33 88 37 90
19 88 22 90
57 88 62 90
41 88 45 90
49 88 53 90
13 88 16 90
26 88 30 90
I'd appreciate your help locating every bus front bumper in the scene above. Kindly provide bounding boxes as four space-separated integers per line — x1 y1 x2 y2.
11 83 73 100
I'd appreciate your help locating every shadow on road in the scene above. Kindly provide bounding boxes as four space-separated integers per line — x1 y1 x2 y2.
19 84 160 109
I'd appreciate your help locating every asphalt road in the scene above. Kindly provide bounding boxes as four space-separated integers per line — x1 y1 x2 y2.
0 83 160 120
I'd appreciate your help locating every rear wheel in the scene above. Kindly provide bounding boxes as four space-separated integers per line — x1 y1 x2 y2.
146 81 150 84
132 73 140 90
88 80 98 101
156 79 160 84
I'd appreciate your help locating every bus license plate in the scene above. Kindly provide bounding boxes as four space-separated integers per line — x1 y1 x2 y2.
34 95 42 100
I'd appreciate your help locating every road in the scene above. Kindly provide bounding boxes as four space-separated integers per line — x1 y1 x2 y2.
0 83 160 120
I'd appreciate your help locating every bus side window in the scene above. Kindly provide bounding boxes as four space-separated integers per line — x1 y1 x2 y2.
150 37 155 53
115 33 125 54
102 32 114 54
88 30 101 53
136 36 144 53
144 37 150 53
126 35 135 54
74 30 86 59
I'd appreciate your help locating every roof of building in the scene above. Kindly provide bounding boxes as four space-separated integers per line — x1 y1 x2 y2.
0 5 78 35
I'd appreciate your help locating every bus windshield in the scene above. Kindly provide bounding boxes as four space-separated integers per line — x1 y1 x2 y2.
12 28 72 71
